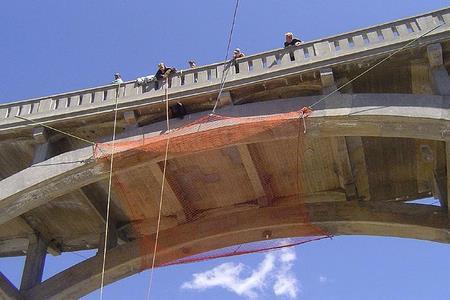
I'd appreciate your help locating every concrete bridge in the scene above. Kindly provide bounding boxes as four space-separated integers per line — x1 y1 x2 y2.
1 6 450 300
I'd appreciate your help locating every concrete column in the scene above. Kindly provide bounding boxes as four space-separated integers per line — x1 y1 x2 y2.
217 91 233 108
97 225 118 256
31 127 52 165
320 68 337 95
447 142 450 216
20 235 47 291
427 43 450 96
123 110 138 128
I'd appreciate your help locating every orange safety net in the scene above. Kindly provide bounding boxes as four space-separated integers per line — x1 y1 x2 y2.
94 106 329 270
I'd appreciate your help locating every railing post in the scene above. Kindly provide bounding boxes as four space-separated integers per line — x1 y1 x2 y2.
314 41 332 58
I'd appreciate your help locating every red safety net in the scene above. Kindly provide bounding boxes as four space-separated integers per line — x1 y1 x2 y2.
94 106 329 270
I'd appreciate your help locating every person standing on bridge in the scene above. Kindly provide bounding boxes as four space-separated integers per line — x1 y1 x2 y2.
188 60 197 68
155 63 177 80
232 48 245 73
112 73 123 84
284 32 302 47
233 48 245 59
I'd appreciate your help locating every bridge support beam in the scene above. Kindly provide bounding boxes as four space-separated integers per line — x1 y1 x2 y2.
330 137 357 199
427 43 450 96
320 68 337 95
426 43 450 212
218 91 233 107
345 137 370 201
237 145 274 206
78 187 127 249
0 272 23 300
20 235 47 292
123 110 138 128
431 141 448 209
31 127 52 165
447 142 450 215
149 163 193 222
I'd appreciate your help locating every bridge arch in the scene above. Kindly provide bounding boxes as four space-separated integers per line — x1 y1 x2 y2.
24 201 449 299
0 93 449 226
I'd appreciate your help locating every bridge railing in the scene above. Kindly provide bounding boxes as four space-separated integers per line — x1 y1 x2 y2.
0 7 449 122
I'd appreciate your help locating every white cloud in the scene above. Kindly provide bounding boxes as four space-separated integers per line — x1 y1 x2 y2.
181 246 300 299
273 248 300 298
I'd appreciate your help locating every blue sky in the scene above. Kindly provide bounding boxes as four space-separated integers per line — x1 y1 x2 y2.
1 0 450 299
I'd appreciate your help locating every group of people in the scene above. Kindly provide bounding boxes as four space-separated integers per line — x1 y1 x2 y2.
111 32 302 85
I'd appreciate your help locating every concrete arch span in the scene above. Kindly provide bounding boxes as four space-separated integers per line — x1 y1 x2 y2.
0 93 449 226
24 201 449 299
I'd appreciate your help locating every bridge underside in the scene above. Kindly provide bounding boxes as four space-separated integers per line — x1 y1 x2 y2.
0 93 449 299
1 19 450 299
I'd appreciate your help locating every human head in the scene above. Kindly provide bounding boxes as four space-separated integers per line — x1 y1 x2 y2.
188 60 196 68
158 63 165 70
285 32 293 43
114 73 121 79
233 48 241 57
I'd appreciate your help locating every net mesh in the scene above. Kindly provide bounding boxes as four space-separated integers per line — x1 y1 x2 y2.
94 104 329 270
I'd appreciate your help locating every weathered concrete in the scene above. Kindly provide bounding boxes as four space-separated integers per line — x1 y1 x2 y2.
427 43 450 95
20 235 47 291
0 93 449 226
0 146 108 225
24 202 450 300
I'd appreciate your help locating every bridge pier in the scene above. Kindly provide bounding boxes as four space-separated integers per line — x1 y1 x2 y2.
20 235 47 292
427 43 450 212
427 43 450 96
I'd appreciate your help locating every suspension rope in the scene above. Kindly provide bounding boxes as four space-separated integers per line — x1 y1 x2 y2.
308 23 443 109
146 78 171 300
99 83 121 300
212 0 240 114
15 115 96 145
142 7 241 288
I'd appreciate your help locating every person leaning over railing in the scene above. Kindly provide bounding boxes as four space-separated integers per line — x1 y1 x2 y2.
233 48 245 59
155 62 177 80
284 32 302 47
232 48 245 73
188 60 197 68
112 72 123 84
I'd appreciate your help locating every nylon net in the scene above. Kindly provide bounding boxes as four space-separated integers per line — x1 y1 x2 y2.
94 105 329 270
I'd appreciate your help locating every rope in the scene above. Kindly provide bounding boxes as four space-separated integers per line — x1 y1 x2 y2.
15 115 96 145
146 79 171 300
308 23 444 109
211 0 240 114
99 83 121 299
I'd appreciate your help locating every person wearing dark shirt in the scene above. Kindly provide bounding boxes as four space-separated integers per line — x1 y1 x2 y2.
188 60 197 68
233 48 245 59
155 63 176 80
232 48 245 74
284 32 302 47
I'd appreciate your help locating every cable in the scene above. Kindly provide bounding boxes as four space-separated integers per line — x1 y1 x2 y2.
211 0 240 114
309 23 444 109
99 83 121 299
15 115 96 145
146 79 171 300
